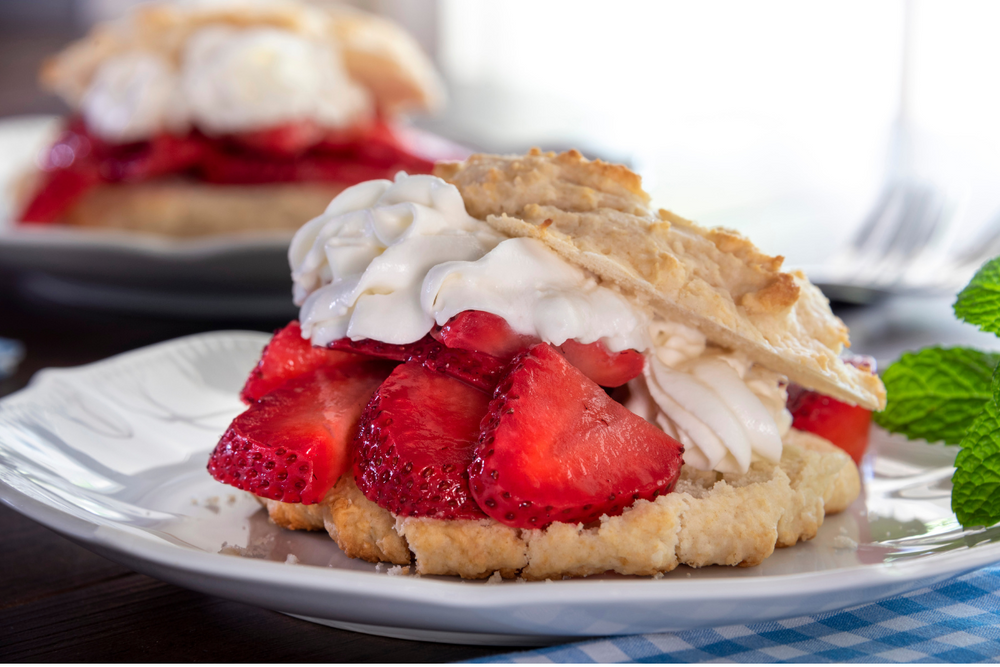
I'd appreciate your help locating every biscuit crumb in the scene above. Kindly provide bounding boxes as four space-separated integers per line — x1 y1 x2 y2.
485 571 503 585
832 535 858 550
375 562 386 573
285 553 300 565
515 577 527 584
219 534 274 559
190 498 198 506
652 572 665 580
227 495 237 505
387 565 407 576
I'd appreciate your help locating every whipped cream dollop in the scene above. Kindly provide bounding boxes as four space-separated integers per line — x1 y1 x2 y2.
81 24 371 143
81 53 188 144
183 26 370 135
289 172 651 351
627 321 790 474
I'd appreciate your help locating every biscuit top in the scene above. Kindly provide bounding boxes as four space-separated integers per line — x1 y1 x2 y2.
435 149 886 410
42 0 443 142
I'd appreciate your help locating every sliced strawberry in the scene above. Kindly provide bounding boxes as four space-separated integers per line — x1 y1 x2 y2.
469 343 685 529
353 121 436 173
240 321 367 404
20 117 448 223
209 362 394 504
229 120 325 157
329 335 506 391
431 310 644 387
197 147 407 185
97 132 207 182
354 363 490 520
787 385 872 465
558 339 645 388
432 311 539 361
19 165 101 223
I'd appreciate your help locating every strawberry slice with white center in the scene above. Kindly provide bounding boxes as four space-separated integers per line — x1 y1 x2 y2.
354 362 490 520
469 343 685 529
209 361 394 503
240 321 366 403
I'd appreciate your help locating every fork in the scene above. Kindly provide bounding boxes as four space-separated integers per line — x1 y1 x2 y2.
811 179 952 302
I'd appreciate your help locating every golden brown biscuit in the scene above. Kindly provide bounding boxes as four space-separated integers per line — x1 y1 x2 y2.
262 429 859 579
59 181 343 237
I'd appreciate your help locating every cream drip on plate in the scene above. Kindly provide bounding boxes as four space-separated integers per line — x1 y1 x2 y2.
290 173 791 475
80 23 370 143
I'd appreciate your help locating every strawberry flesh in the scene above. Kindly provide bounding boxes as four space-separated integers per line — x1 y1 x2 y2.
470 343 685 529
19 117 443 224
228 119 326 157
431 310 644 387
329 334 506 391
432 311 539 361
559 338 645 388
354 362 490 519
19 165 101 223
240 321 366 404
209 362 394 504
787 385 872 465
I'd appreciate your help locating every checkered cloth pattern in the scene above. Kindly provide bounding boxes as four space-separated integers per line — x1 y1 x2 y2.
472 566 1000 663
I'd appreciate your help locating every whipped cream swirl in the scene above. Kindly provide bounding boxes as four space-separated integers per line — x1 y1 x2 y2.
80 24 371 143
289 172 650 351
627 321 789 474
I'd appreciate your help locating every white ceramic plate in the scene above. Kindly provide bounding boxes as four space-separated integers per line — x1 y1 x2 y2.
1 331 998 646
0 116 293 318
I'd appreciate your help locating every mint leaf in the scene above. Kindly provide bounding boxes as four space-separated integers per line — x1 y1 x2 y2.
954 257 1000 335
874 346 1000 444
952 389 1000 527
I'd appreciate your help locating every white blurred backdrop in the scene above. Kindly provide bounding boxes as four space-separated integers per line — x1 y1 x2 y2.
5 0 1000 270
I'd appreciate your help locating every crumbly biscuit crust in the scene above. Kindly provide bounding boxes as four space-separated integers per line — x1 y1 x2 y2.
263 429 858 579
434 150 886 410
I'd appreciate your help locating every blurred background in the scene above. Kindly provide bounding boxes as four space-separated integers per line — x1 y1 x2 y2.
2 0 1000 375
4 0 1000 270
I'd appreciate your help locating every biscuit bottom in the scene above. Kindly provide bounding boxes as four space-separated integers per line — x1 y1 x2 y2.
56 180 345 237
260 429 859 579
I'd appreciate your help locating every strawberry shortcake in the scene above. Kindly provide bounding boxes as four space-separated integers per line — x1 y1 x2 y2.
208 149 886 579
16 0 451 236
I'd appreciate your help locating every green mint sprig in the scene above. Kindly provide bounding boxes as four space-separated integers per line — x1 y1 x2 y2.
876 256 1000 527
955 257 1000 336
873 347 999 445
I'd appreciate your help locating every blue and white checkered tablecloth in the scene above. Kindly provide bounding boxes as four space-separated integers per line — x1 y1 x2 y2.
472 566 1000 663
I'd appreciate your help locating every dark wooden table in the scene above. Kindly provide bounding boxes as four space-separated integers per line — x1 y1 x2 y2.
0 285 508 662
